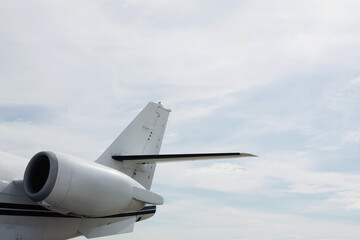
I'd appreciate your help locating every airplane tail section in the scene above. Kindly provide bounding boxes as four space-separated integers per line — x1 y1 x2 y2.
96 102 171 189
96 102 255 191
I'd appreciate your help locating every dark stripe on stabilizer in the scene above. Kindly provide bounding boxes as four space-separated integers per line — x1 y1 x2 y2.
112 153 241 161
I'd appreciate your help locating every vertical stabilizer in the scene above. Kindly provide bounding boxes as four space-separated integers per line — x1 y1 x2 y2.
96 102 170 189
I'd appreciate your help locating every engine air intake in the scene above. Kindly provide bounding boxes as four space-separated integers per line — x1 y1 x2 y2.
23 151 58 202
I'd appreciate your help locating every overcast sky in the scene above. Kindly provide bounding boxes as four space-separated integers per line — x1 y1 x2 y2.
1 0 360 239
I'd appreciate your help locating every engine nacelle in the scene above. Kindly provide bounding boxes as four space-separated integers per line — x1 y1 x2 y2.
23 151 146 217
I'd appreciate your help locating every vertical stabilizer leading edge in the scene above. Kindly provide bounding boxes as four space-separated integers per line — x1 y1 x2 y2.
96 102 171 189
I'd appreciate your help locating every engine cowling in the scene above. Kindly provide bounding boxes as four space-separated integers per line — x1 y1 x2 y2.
23 151 146 217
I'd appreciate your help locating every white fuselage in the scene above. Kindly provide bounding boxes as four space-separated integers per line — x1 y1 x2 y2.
0 151 156 240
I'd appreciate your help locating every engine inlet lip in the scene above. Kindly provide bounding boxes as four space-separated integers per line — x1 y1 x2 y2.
24 151 59 202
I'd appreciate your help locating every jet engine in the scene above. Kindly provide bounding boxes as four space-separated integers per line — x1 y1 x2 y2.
23 151 147 217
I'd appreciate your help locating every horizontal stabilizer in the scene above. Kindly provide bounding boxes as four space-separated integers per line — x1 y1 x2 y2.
112 152 256 164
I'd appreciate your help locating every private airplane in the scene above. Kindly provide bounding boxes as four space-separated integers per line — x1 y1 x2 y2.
0 102 255 240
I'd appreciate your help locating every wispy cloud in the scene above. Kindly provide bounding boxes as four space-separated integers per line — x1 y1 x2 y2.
0 105 55 123
343 130 360 143
156 151 360 212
